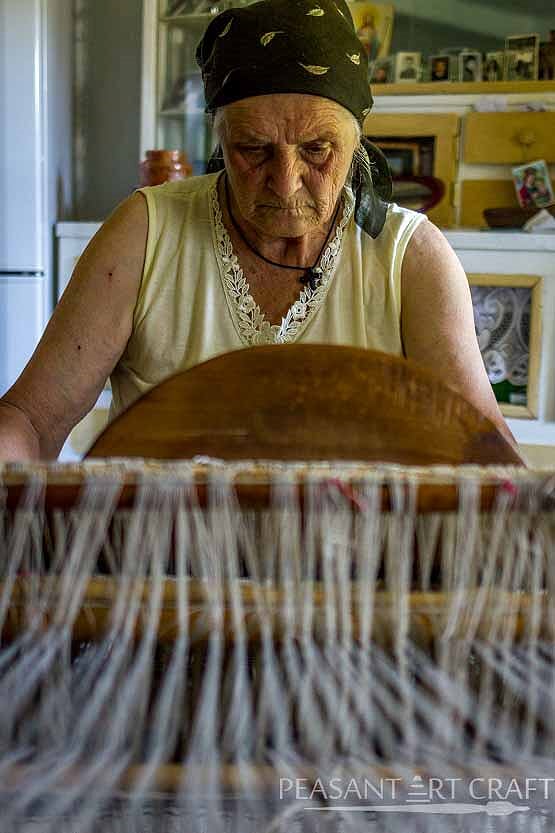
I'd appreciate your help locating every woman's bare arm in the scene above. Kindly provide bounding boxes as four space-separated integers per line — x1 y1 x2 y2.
401 219 521 453
0 192 148 461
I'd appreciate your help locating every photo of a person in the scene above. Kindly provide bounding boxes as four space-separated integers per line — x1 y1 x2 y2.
459 51 482 82
429 55 450 82
400 55 417 79
370 58 390 83
512 160 555 209
484 51 504 81
505 34 540 81
519 169 538 207
514 57 533 79
394 52 421 83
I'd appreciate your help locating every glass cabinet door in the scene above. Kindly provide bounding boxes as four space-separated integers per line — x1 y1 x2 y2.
157 0 254 174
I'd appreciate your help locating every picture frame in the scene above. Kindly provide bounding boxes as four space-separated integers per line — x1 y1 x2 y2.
394 51 421 83
483 51 504 81
348 3 394 61
458 50 482 82
373 140 420 176
469 274 543 418
369 57 392 84
439 47 469 80
429 54 452 83
505 33 540 81
539 32 555 80
512 159 555 209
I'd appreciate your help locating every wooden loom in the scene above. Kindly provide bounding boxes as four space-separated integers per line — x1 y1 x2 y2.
0 346 550 827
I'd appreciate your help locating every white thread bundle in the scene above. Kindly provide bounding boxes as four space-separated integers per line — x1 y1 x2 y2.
0 461 555 832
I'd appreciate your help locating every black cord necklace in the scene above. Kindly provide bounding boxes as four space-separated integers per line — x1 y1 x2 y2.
224 175 341 291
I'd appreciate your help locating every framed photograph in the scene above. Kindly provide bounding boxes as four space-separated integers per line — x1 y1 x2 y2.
483 51 504 81
458 51 482 82
373 140 420 176
539 33 555 80
429 54 452 82
348 3 394 61
505 34 540 80
369 57 392 84
439 47 469 80
469 274 542 418
512 160 555 209
394 51 421 82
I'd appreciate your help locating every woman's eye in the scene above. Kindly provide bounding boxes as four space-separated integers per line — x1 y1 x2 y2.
238 145 267 156
303 144 330 160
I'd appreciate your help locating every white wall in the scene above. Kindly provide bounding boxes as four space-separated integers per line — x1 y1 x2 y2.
391 0 553 55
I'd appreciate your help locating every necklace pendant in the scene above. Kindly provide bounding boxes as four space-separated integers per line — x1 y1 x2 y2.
301 267 322 291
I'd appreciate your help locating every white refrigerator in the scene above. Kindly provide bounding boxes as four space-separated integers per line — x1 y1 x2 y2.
0 0 73 395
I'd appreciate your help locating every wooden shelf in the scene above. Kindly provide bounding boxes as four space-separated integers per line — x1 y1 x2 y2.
372 80 555 96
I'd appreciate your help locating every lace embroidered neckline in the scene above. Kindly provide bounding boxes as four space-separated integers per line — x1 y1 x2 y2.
210 177 354 346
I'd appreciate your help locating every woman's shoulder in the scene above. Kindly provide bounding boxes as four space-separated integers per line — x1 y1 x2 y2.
138 172 220 234
376 202 428 245
384 202 426 226
352 201 426 250
138 172 219 203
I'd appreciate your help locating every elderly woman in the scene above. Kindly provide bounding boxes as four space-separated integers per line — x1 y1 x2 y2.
0 0 514 460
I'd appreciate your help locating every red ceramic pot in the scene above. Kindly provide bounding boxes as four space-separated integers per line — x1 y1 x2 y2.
139 149 192 187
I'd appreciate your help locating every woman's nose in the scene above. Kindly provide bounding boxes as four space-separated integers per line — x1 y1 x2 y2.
266 147 304 200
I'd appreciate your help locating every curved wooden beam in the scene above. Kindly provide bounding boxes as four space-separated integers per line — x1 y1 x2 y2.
87 345 522 466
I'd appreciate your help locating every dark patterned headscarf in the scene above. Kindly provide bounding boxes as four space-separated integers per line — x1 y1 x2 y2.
196 0 392 238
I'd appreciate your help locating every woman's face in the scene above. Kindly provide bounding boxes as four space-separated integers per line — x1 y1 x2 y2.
524 172 536 187
216 94 358 239
435 60 447 77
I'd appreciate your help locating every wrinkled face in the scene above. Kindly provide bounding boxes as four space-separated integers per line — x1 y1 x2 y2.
216 94 359 238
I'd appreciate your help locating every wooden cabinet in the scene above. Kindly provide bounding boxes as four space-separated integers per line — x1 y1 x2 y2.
463 111 555 164
372 84 555 228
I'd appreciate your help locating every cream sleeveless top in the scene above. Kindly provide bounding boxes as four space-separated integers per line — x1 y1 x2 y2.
110 172 425 418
